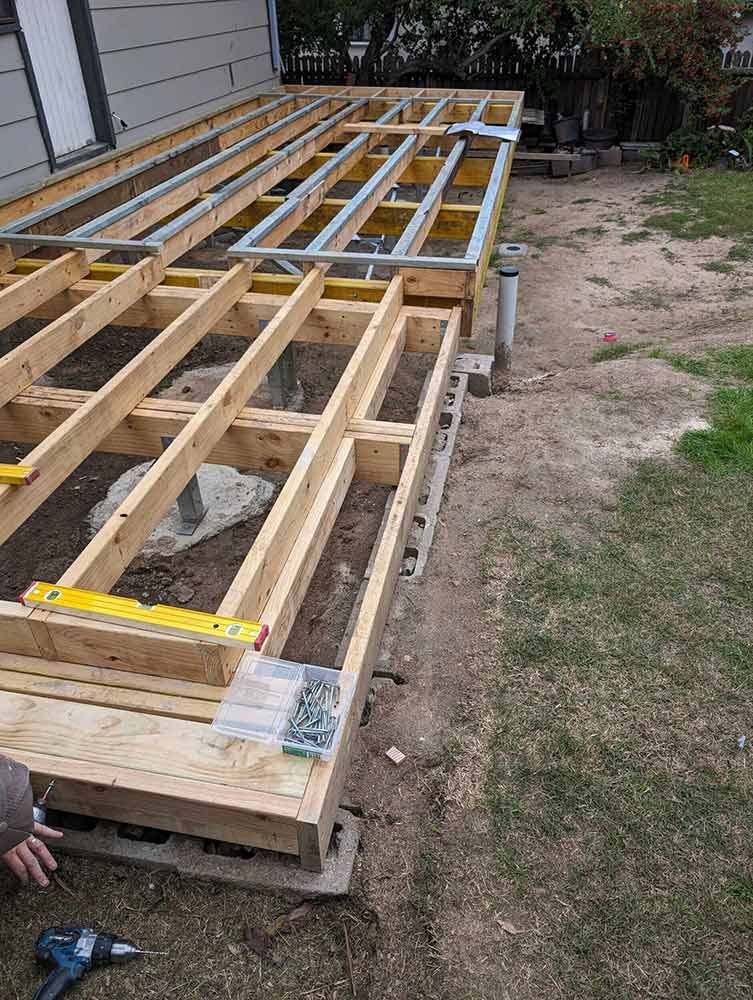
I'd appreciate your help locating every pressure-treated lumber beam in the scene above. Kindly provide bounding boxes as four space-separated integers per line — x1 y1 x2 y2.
0 263 254 545
256 314 407 661
0 666 216 723
0 649 224 704
0 692 307 791
0 272 447 350
0 97 370 411
217 278 404 626
0 387 412 485
285 150 495 187
7 259 457 309
296 304 462 870
3 745 302 853
229 194 480 240
340 122 462 136
6 747 302 854
281 85 515 96
2 602 231 684
0 97 320 332
58 268 326 597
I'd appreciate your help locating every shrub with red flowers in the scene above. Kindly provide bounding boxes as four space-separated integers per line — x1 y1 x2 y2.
582 0 744 116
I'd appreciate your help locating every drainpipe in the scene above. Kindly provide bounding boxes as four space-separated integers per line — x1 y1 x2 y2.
495 266 519 371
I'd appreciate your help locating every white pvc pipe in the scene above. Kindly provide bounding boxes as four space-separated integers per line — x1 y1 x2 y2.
495 266 519 370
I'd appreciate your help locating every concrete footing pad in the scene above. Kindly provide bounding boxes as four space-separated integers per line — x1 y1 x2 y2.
453 353 493 397
49 809 360 899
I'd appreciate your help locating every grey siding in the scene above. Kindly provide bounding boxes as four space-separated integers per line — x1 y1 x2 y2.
0 1 277 201
90 0 278 147
0 34 50 200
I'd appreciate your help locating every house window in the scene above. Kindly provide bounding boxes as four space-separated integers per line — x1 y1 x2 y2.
0 0 18 28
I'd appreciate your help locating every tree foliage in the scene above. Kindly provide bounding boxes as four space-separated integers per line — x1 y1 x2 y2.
582 0 744 115
279 0 745 114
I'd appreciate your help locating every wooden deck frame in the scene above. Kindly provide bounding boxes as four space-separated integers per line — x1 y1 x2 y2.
0 87 520 870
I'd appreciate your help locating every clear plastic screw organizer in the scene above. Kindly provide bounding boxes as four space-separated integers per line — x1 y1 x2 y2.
211 653 356 760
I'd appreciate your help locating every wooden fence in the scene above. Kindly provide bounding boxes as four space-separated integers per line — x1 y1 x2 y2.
283 51 753 142
283 50 620 130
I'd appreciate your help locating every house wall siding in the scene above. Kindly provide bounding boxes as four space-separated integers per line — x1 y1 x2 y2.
90 0 278 148
0 0 277 201
0 34 50 199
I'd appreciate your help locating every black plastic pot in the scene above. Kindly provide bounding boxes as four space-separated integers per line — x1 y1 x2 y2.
553 116 580 145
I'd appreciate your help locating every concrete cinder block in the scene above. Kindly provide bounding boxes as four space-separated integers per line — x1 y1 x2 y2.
551 150 597 177
453 353 493 398
597 145 622 167
50 808 360 899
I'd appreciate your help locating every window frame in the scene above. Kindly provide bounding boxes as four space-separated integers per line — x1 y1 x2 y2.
3 0 115 171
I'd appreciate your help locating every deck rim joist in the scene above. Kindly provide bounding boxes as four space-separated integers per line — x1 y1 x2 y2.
0 85 520 869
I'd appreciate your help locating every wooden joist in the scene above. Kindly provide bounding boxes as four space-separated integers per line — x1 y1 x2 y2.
285 149 496 188
0 272 446 349
0 387 412 485
230 194 480 240
4 261 458 312
297 304 463 868
0 94 366 400
57 268 325 599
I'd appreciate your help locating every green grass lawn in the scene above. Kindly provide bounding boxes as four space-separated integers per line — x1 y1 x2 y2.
642 171 753 241
483 347 753 998
639 173 753 272
592 342 651 362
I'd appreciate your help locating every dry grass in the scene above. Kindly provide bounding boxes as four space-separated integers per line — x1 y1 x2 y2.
480 453 753 998
0 859 378 999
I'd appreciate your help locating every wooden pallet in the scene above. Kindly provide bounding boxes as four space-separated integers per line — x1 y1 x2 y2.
0 86 521 870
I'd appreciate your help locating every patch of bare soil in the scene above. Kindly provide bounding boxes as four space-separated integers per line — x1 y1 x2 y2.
1 166 746 999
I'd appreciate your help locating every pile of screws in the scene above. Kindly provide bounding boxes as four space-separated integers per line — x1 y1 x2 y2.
283 679 340 757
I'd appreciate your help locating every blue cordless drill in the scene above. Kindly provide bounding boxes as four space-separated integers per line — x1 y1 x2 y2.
33 927 165 1000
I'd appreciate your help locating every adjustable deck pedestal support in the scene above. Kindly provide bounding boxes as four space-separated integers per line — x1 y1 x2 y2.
160 436 207 535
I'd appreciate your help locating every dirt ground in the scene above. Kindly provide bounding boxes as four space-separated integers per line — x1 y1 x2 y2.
2 164 751 998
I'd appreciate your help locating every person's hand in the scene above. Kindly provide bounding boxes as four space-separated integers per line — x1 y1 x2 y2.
1 822 63 887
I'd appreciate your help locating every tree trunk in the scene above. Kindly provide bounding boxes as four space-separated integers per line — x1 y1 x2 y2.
356 10 399 85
